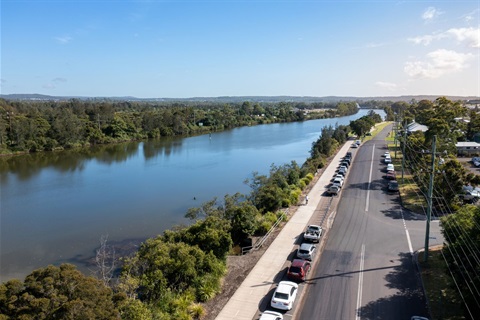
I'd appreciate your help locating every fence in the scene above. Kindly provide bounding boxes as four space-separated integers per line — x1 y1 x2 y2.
241 209 288 255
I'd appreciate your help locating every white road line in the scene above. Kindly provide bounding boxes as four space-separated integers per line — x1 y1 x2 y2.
365 144 375 212
401 208 414 254
405 229 413 254
355 244 366 320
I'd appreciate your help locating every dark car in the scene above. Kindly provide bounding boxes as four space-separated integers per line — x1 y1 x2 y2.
340 160 350 168
388 180 399 192
287 259 311 282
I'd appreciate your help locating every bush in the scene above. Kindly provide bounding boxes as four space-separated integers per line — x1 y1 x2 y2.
256 221 272 235
297 179 306 190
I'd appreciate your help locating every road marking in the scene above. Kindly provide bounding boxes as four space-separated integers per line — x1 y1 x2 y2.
355 244 365 320
365 144 375 211
401 208 414 254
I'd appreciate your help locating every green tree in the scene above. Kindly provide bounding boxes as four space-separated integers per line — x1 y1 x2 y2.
441 205 480 318
0 264 119 319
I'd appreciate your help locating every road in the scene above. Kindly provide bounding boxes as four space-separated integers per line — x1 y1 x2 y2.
297 125 442 320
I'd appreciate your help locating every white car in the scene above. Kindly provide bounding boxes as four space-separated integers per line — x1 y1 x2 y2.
271 281 298 310
259 310 283 320
386 164 394 172
297 243 316 260
383 151 390 157
384 156 392 163
332 177 343 187
334 174 344 182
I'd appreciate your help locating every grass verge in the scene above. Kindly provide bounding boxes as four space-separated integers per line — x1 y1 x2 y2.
418 247 466 320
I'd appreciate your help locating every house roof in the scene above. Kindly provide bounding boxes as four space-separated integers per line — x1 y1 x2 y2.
407 121 428 133
455 142 480 148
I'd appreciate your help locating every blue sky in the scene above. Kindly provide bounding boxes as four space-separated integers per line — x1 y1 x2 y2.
1 1 479 98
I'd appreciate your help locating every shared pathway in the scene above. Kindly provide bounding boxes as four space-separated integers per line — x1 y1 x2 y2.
215 141 354 320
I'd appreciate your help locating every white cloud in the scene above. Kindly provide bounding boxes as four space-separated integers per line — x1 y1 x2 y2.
404 49 474 79
447 27 480 48
463 9 479 23
408 27 480 47
407 34 445 46
422 7 443 22
375 81 398 91
54 36 72 44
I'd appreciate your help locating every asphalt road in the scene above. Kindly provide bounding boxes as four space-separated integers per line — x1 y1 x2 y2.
297 125 443 320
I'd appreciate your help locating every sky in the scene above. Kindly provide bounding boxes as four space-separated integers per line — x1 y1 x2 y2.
1 0 479 99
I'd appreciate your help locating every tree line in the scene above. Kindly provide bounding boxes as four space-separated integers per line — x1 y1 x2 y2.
0 108 383 319
0 99 359 155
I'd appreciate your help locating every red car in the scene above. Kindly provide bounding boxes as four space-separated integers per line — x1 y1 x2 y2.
385 172 396 180
287 259 311 282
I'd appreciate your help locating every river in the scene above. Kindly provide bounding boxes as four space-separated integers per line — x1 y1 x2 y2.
0 109 384 281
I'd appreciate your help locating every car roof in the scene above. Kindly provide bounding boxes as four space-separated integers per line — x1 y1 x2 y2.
276 281 298 293
299 243 314 250
291 259 308 267
260 310 283 320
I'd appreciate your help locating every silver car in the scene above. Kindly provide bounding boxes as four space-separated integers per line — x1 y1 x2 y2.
297 243 316 261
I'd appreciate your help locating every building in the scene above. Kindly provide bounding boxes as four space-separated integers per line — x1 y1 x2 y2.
406 120 428 134
455 141 480 156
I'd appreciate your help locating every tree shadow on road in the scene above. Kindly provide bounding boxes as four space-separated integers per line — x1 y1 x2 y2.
357 252 429 320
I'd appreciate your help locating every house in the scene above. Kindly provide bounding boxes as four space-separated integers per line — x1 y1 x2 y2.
406 120 428 134
455 141 480 156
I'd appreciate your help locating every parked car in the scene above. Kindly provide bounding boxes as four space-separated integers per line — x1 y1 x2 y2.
287 259 312 281
459 185 480 202
334 174 345 182
303 225 323 242
326 185 340 196
355 140 361 145
297 243 316 261
385 172 396 180
270 281 299 310
383 151 390 158
332 177 343 188
411 317 429 320
340 160 350 168
346 152 352 158
339 165 348 173
386 164 394 172
388 180 399 192
338 168 347 176
259 310 283 320
351 143 358 148
384 156 392 163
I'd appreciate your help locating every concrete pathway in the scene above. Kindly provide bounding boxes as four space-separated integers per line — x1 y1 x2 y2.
215 141 354 320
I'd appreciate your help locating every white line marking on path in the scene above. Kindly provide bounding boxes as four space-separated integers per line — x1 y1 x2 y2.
355 244 366 320
365 144 375 212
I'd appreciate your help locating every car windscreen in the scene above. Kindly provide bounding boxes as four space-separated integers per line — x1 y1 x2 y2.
299 249 309 254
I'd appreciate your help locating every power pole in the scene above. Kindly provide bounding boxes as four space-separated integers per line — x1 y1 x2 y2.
424 135 436 262
394 117 397 159
401 120 407 184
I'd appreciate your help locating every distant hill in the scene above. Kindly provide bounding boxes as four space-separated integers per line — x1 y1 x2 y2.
1 93 478 103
